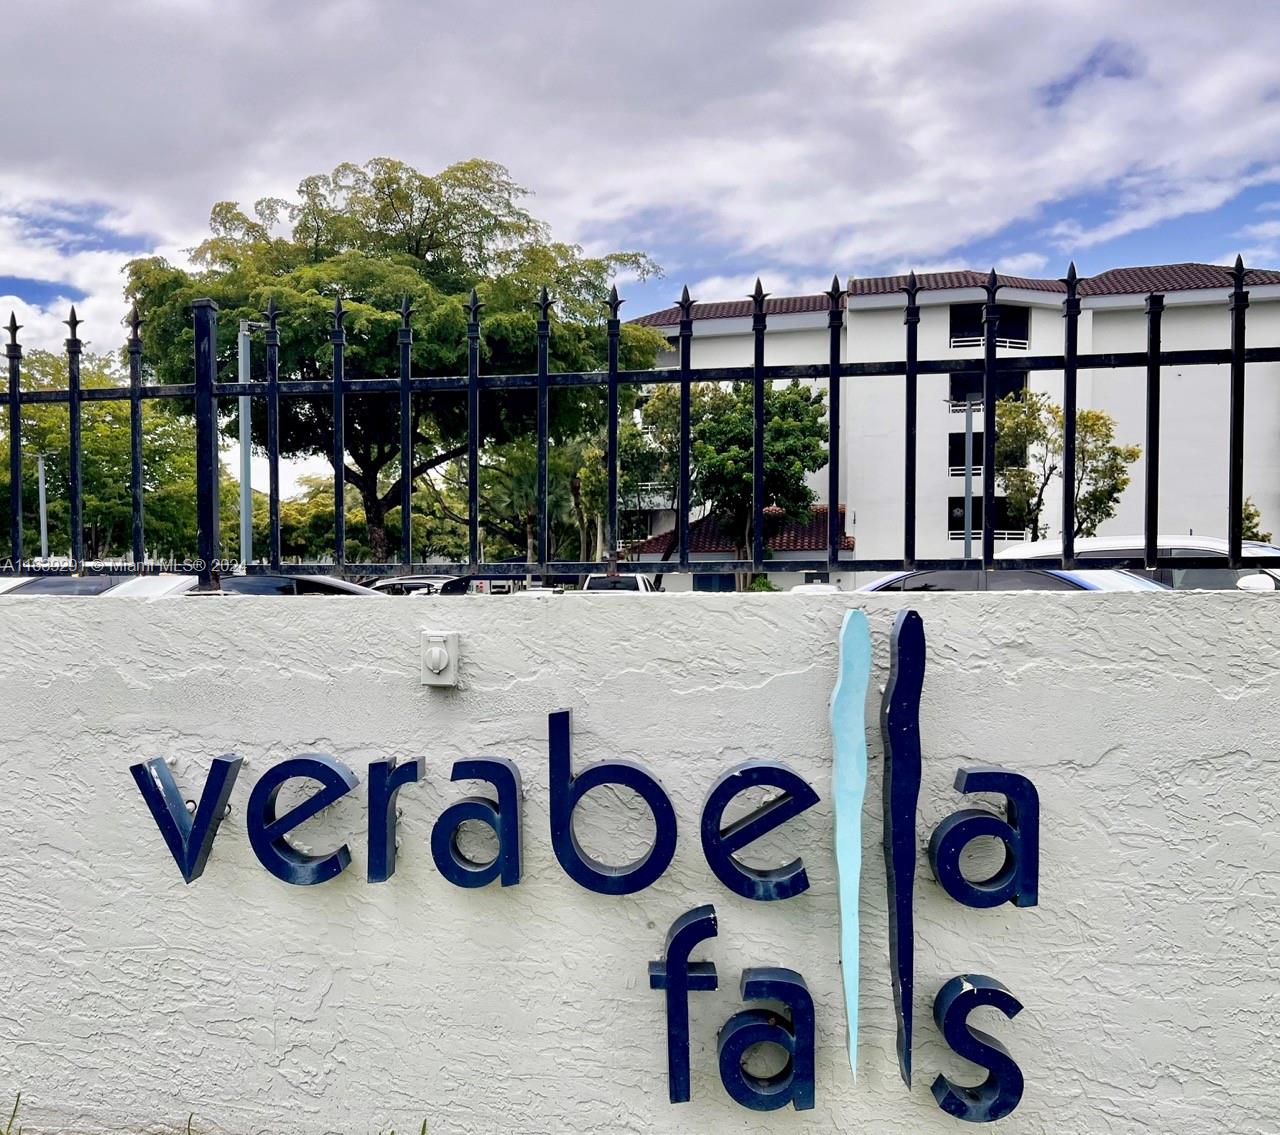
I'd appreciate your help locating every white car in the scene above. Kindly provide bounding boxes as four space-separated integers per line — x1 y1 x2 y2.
581 573 661 593
995 535 1280 591
0 573 382 597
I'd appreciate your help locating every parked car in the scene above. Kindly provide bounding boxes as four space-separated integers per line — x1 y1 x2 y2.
859 568 1168 592
581 573 661 593
365 574 457 596
995 535 1280 591
0 573 382 597
788 582 841 594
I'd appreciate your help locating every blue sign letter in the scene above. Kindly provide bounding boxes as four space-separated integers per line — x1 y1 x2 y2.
367 757 424 883
929 766 1040 909
932 974 1025 1123
548 709 677 894
246 754 358 885
648 905 718 1103
130 755 241 884
881 608 925 1085
431 757 523 888
717 968 816 1112
700 761 818 900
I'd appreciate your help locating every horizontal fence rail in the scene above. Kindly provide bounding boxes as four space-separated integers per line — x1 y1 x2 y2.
2 258 1278 589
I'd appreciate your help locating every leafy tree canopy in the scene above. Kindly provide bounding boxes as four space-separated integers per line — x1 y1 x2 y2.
125 157 666 559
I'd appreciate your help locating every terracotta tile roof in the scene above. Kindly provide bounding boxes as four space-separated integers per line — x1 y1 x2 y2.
629 505 855 556
629 293 838 327
630 263 1280 326
849 271 1064 296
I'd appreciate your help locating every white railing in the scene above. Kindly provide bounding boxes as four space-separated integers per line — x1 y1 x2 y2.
949 336 1030 350
947 464 982 477
948 529 1028 542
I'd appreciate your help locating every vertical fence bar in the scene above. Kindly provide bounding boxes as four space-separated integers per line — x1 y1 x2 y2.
264 299 281 571
128 305 144 568
1228 256 1249 567
1143 293 1164 570
1060 264 1080 566
827 275 844 567
751 279 768 573
65 307 83 567
331 298 346 572
605 286 621 567
192 299 219 589
676 287 694 571
901 272 919 568
536 287 552 571
980 271 1001 568
399 296 413 567
467 289 482 569
6 314 22 564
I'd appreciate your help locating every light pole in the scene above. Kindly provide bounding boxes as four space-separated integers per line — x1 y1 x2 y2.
36 452 49 559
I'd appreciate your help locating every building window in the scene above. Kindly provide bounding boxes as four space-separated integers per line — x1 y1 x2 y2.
948 431 983 475
949 303 1030 350
949 371 1027 407
947 495 1023 541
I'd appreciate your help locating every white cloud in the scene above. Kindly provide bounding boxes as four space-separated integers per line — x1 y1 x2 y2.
1 0 1278 335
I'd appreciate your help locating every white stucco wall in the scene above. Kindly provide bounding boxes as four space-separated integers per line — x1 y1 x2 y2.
0 593 1277 1135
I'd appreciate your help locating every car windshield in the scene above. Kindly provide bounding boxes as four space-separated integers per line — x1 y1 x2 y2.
585 576 640 590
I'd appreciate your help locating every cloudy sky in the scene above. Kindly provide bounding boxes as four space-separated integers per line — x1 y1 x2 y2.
4 0 1280 356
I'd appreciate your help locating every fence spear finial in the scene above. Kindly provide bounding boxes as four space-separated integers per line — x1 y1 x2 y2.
750 277 769 312
128 303 142 342
64 305 81 341
606 283 623 320
983 268 1001 304
828 274 845 307
6 311 21 346
1231 254 1247 290
264 295 279 327
331 295 345 331
538 285 553 322
676 285 694 320
400 294 412 327
467 287 483 323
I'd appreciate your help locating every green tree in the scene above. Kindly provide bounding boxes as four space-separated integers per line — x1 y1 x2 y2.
1243 496 1272 542
0 350 202 560
635 380 829 582
125 157 666 562
995 391 1140 539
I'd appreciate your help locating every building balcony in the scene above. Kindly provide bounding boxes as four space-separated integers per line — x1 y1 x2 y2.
948 335 1030 351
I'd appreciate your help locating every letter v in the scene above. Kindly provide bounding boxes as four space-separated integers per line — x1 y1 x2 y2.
130 756 242 883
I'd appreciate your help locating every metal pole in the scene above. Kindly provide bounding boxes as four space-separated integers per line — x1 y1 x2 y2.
963 396 974 560
238 321 252 566
37 453 48 559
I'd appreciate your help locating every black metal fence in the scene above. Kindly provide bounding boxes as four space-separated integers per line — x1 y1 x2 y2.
4 259 1280 589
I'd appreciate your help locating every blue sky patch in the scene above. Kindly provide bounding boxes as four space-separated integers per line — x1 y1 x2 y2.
0 276 88 307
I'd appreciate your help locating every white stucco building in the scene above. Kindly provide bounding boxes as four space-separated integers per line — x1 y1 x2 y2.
631 263 1280 582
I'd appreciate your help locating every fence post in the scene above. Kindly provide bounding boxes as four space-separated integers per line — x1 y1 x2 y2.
1143 293 1164 570
192 299 219 589
7 313 22 565
331 298 346 573
901 272 919 569
605 286 622 568
827 275 844 568
65 307 84 568
1228 256 1249 567
751 279 768 573
677 286 694 572
399 295 413 567
1060 264 1080 566
264 298 281 572
467 289 483 570
980 270 1002 567
536 286 552 573
128 305 145 568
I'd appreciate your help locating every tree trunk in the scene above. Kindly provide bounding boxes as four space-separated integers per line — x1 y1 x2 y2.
362 487 389 563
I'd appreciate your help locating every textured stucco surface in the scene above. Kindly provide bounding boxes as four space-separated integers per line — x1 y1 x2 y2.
0 592 1276 1134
